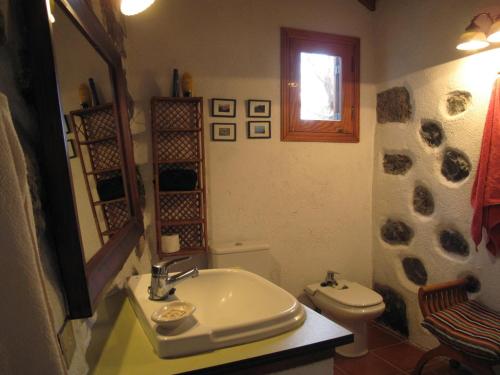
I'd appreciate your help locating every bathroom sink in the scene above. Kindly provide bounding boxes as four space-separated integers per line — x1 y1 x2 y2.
127 268 306 358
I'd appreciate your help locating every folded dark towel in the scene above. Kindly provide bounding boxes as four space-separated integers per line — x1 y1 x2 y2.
159 169 197 191
96 176 125 201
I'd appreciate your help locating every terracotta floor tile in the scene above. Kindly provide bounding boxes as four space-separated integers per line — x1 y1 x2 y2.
420 358 452 375
367 324 404 350
335 352 405 375
419 357 474 375
372 342 425 371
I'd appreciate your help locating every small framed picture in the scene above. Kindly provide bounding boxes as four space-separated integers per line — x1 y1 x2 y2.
212 123 236 141
248 121 271 139
247 100 271 118
211 98 236 117
66 139 77 158
63 114 72 134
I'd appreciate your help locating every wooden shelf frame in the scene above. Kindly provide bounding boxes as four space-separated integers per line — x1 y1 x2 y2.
151 97 208 258
71 104 130 245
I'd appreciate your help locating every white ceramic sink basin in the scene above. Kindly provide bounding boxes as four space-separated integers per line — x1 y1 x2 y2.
127 268 305 358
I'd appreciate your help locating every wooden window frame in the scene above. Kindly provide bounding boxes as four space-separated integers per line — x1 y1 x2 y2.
280 28 360 143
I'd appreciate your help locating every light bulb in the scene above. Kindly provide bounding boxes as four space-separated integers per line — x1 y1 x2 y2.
120 0 156 16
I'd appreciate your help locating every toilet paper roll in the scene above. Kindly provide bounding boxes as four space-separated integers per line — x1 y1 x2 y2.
162 234 180 253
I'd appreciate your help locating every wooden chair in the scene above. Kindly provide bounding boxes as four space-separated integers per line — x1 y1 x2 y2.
413 278 499 375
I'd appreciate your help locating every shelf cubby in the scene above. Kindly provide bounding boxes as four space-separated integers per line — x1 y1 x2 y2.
70 104 129 245
151 97 208 257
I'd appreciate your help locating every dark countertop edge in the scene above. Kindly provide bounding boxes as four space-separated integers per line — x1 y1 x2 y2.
182 333 354 375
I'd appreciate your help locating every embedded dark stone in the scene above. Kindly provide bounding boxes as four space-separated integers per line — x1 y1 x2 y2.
383 154 413 175
413 186 434 216
441 149 471 182
381 219 413 245
464 275 481 293
377 87 412 124
374 283 409 337
402 257 427 286
420 121 443 148
440 229 469 257
447 91 472 116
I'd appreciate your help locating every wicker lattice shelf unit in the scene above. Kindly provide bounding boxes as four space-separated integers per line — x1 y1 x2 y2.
151 97 208 257
70 104 129 245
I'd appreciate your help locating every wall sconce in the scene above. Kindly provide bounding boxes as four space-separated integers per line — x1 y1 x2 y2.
488 16 500 43
120 0 156 16
457 13 500 51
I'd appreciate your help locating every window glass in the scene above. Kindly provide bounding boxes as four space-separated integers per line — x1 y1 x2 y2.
300 52 342 121
281 28 359 142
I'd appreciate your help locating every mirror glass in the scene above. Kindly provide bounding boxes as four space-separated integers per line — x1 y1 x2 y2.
51 4 130 262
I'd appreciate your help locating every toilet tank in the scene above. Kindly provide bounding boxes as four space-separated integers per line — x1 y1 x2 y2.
209 241 271 280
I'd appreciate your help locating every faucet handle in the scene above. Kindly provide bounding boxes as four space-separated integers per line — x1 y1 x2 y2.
325 270 340 283
320 270 340 287
152 256 191 276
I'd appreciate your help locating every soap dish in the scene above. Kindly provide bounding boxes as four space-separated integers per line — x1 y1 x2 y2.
151 301 196 328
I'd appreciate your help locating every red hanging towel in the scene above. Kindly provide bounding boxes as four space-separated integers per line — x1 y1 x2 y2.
471 77 500 256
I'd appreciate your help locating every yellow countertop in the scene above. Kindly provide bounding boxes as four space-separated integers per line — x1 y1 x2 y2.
91 295 351 375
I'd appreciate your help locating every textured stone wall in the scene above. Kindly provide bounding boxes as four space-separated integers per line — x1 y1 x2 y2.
0 2 149 374
373 37 500 353
0 3 88 372
373 0 500 349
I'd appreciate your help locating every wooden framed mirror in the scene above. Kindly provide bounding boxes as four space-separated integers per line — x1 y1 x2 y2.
21 0 143 318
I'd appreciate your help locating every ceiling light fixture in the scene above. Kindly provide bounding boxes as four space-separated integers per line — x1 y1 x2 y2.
457 12 500 51
120 0 156 16
487 15 500 43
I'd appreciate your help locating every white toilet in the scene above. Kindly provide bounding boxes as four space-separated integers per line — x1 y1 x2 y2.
305 274 385 358
208 241 271 280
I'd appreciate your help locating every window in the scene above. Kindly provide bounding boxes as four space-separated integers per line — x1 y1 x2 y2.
281 28 360 142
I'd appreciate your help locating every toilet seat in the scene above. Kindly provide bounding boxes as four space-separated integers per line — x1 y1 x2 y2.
305 280 383 308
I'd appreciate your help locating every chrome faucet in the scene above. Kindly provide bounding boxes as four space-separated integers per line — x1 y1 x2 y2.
321 270 340 287
148 256 199 300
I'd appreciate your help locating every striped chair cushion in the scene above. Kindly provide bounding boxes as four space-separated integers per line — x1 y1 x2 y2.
421 300 500 362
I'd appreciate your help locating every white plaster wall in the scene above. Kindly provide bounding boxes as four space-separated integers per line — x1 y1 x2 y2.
373 0 500 348
125 0 377 297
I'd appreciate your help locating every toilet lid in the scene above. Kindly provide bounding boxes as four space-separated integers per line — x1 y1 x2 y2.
306 280 383 308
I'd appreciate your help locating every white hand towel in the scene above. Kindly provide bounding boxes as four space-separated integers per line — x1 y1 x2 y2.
0 93 66 375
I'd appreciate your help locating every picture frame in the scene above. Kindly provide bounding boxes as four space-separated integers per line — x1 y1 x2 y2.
66 139 77 159
212 123 236 141
63 114 72 134
247 99 271 118
247 121 271 139
211 98 236 117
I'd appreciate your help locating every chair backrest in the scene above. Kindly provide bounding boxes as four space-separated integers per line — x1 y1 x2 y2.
418 278 469 318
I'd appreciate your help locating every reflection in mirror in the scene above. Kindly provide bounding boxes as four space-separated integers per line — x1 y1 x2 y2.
52 4 130 262
300 52 342 121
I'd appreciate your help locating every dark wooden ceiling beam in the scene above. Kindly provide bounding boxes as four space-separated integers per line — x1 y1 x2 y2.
358 0 376 11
